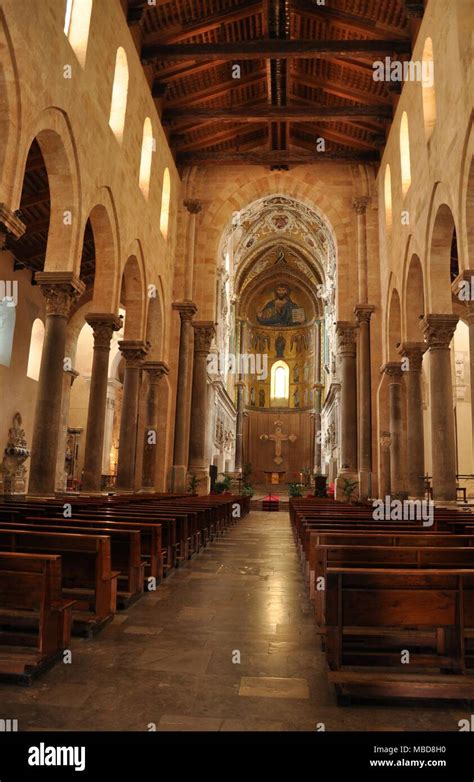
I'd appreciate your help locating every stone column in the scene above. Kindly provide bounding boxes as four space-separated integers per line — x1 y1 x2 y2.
116 340 148 491
452 271 474 466
379 431 392 498
55 367 79 492
188 321 215 494
313 384 323 474
82 314 121 492
381 362 404 496
171 301 197 491
355 304 375 498
234 319 246 471
141 361 169 491
352 196 370 304
28 272 85 496
399 342 427 498
421 314 459 501
183 199 202 301
336 322 358 472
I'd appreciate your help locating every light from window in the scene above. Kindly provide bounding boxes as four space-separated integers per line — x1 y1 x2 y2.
27 318 45 381
64 0 93 67
384 164 392 233
109 47 129 143
271 360 289 400
160 167 171 240
0 301 16 368
400 112 412 195
422 38 436 141
139 117 154 199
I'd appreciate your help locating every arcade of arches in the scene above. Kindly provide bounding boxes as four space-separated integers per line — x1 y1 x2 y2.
0 0 473 734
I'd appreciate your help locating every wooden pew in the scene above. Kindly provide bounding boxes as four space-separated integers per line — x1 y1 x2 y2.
0 552 74 685
325 567 474 704
0 529 118 636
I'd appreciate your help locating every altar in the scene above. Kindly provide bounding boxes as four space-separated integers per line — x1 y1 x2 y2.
263 470 286 485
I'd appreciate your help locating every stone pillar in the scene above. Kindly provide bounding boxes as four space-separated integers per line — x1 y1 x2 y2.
381 362 404 496
313 384 323 473
141 361 169 491
399 342 427 498
188 321 215 494
116 340 148 491
379 431 392 498
452 272 474 467
336 322 358 471
55 368 79 492
171 301 197 491
183 199 202 301
421 314 459 501
28 272 85 496
355 304 375 498
234 319 246 471
352 196 370 304
82 314 121 492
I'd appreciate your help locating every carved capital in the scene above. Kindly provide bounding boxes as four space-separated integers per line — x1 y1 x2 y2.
336 321 358 356
354 304 375 324
184 199 202 215
143 360 169 384
35 272 85 318
352 196 370 215
421 314 459 350
398 341 426 372
118 340 149 368
381 361 403 382
86 313 122 350
380 430 392 451
173 300 197 321
193 321 215 355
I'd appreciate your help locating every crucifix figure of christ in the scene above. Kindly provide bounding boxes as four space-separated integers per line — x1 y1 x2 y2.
260 420 298 465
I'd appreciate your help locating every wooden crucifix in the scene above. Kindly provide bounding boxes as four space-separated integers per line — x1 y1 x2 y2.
260 419 297 465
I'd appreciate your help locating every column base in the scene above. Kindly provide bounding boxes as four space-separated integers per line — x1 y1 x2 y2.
171 465 188 493
335 470 359 502
188 467 210 495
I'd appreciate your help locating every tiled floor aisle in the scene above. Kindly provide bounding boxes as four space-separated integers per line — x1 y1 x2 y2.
0 512 469 731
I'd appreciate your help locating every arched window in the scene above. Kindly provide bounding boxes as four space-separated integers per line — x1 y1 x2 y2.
139 117 154 199
64 0 93 67
160 167 171 240
421 38 436 141
399 112 412 196
271 360 289 401
384 164 393 233
0 301 16 368
109 47 129 143
26 319 45 381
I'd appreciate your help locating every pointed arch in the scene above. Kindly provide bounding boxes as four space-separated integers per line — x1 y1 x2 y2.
27 318 45 381
421 38 436 141
271 360 289 401
400 112 412 196
160 167 171 239
139 117 154 199
109 47 129 143
64 0 93 67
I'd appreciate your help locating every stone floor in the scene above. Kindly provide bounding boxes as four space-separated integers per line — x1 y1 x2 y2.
0 511 470 731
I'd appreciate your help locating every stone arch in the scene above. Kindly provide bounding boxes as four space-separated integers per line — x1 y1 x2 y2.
14 107 82 273
79 188 120 312
403 253 426 341
426 186 458 313
459 117 474 269
145 277 165 359
120 244 146 340
0 8 21 205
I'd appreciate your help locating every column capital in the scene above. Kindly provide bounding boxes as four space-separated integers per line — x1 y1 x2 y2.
380 361 403 381
142 360 169 384
173 300 198 321
398 341 427 371
193 321 215 355
35 272 85 318
0 202 26 244
354 304 375 324
336 321 358 356
118 340 149 367
421 314 459 349
85 313 122 349
380 430 392 451
352 196 370 215
183 199 202 215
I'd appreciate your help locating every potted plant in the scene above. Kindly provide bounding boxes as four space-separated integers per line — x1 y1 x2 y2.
187 473 200 495
341 476 358 503
314 472 328 497
287 481 303 498
214 473 232 495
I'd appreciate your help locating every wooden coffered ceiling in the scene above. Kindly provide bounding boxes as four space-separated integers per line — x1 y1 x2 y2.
125 0 425 169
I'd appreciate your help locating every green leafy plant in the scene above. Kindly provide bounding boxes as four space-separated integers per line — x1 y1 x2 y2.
342 477 358 503
214 473 232 494
187 473 200 494
287 481 303 498
242 483 254 498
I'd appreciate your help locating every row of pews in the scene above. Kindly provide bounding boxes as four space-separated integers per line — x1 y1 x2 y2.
290 497 474 705
0 492 249 685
